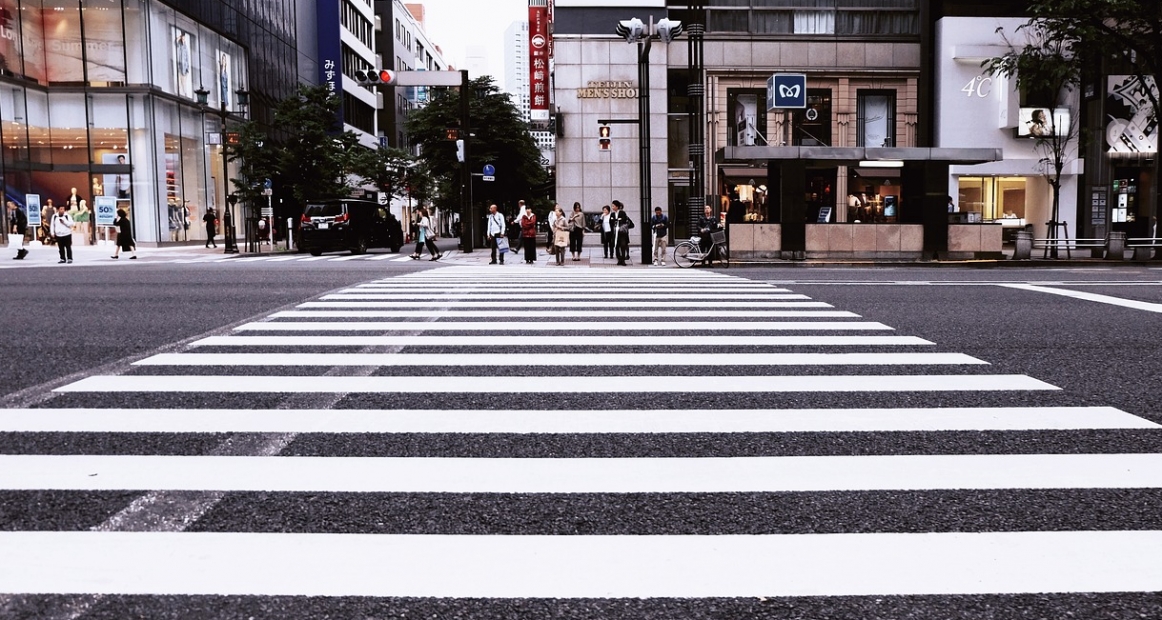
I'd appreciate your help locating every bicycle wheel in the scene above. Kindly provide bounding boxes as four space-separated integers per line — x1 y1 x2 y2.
673 242 699 268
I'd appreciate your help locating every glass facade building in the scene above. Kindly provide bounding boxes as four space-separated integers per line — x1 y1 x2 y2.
0 0 299 245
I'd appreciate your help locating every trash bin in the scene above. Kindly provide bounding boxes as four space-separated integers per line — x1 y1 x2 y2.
1106 231 1126 260
1013 230 1032 260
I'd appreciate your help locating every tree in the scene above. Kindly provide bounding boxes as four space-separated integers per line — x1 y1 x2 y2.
406 76 548 214
352 145 414 204
984 20 1083 257
270 84 381 207
227 120 279 211
999 1 1162 240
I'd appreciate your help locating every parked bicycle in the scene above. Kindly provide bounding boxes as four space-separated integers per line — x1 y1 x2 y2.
673 229 728 268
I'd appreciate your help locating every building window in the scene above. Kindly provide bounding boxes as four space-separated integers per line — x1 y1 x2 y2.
857 90 895 148
793 89 832 147
727 89 768 147
794 11 834 34
957 176 1027 221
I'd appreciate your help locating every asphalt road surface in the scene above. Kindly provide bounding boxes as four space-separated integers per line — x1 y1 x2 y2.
1 257 1161 619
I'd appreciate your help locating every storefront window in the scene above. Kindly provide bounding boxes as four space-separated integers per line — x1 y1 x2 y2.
43 0 84 84
0 0 23 79
957 176 1026 221
728 89 767 147
20 1 47 83
857 90 895 148
1 85 29 167
848 169 901 223
793 89 831 146
88 93 128 166
123 0 148 84
81 0 128 85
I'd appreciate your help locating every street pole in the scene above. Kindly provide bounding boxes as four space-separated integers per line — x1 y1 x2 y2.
637 18 654 265
458 69 475 253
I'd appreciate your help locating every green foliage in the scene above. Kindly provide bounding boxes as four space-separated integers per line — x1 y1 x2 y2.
405 76 548 212
267 84 381 207
1012 1 1162 119
226 121 279 210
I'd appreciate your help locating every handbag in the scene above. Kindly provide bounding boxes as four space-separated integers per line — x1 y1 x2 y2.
495 235 509 253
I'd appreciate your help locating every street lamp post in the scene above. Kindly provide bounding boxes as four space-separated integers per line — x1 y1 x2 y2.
616 17 683 264
195 86 247 254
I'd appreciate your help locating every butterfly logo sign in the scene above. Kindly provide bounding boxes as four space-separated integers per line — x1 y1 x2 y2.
768 73 807 109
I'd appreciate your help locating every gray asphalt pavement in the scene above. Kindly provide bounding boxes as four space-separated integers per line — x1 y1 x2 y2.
0 260 1160 619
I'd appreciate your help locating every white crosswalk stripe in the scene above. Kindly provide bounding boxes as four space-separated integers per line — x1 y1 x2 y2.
4 265 1161 615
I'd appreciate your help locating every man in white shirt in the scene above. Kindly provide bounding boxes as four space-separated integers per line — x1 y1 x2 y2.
50 204 75 263
486 204 506 264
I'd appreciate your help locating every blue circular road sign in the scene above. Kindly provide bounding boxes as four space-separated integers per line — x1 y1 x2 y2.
482 164 496 176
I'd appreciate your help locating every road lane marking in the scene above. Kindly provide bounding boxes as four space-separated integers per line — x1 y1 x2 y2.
270 310 862 318
135 352 979 367
234 321 892 331
998 283 1162 314
188 335 931 347
0 453 1152 493
4 530 1159 597
55 374 1055 394
298 301 835 308
4 406 1151 434
322 293 814 300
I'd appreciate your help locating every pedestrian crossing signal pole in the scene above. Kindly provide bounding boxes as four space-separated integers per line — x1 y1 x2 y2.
458 70 475 253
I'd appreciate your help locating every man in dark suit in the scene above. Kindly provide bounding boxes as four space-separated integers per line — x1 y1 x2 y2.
610 200 634 266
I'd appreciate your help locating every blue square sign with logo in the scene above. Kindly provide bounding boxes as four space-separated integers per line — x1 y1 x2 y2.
767 73 807 110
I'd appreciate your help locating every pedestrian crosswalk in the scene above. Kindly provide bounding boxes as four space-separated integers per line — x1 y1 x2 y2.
1 266 1160 617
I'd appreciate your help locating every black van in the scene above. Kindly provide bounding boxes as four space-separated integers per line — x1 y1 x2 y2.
299 199 404 255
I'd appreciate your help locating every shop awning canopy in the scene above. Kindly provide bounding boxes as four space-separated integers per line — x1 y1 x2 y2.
718 146 1004 166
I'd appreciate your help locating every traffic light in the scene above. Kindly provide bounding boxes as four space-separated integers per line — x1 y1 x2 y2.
598 125 611 151
455 139 465 163
354 69 396 86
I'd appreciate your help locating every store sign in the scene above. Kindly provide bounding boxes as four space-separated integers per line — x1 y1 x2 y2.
94 196 117 227
1106 75 1158 153
316 0 344 124
767 73 807 110
576 81 638 99
528 0 551 121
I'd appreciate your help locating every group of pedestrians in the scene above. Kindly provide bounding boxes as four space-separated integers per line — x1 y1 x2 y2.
409 207 443 261
7 200 135 263
485 199 669 267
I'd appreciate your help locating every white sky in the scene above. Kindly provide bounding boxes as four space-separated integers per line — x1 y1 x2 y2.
413 0 530 89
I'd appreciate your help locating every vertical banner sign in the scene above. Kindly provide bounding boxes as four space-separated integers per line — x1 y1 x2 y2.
528 0 550 121
316 0 344 125
95 197 117 227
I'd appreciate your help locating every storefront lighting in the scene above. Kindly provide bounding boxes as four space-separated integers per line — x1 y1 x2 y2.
859 160 904 168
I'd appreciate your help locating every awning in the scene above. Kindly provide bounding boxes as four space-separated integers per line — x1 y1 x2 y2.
718 146 1004 166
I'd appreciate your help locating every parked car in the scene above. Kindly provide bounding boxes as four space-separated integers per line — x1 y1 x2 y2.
299 199 403 255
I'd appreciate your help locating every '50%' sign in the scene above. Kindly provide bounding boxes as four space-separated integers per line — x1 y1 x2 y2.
95 197 118 226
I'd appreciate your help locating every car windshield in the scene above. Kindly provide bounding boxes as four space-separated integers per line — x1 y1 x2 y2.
305 203 344 217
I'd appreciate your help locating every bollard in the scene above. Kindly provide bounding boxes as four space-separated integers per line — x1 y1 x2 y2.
1106 231 1127 260
1013 230 1032 260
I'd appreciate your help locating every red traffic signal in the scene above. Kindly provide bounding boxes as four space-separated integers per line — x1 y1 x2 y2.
598 125 611 151
355 69 396 86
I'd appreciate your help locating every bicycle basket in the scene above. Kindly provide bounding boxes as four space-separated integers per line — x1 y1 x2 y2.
710 230 727 244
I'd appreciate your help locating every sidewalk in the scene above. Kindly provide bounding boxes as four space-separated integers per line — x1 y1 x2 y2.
3 239 235 266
